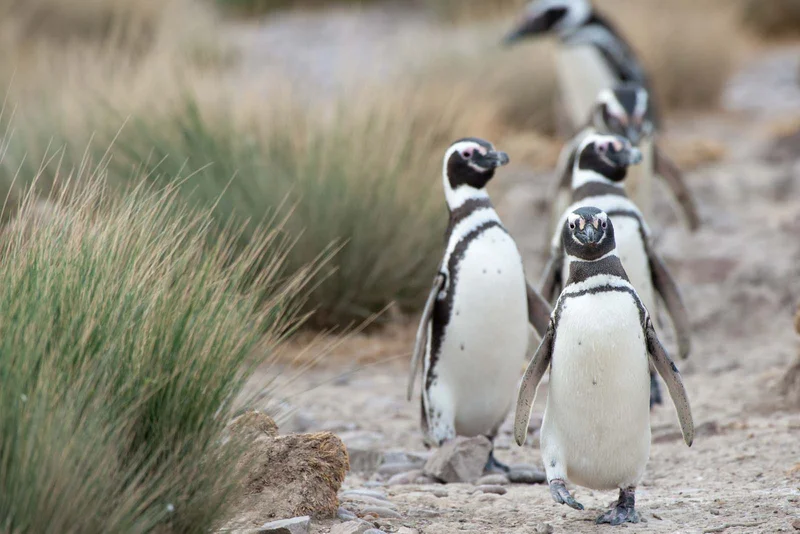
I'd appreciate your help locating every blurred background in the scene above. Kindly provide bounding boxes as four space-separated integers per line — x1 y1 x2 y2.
1 0 800 533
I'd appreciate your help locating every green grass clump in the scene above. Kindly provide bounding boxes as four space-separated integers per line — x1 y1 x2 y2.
1 91 448 328
0 169 309 533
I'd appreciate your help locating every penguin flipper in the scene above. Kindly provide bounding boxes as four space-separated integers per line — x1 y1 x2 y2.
540 249 564 304
647 246 692 360
646 319 694 447
514 322 555 446
407 272 445 401
526 283 552 339
653 144 701 231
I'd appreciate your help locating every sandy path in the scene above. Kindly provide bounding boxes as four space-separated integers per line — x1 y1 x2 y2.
234 12 800 533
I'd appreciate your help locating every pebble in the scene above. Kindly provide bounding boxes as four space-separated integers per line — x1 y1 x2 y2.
341 489 389 501
478 493 499 502
362 530 388 534
378 462 420 476
341 495 398 509
793 519 800 530
330 520 375 534
337 507 358 521
386 469 423 485
473 484 508 495
476 474 510 486
409 508 442 518
536 524 554 534
423 436 492 483
396 528 420 534
360 506 403 519
257 516 310 534
508 466 547 484
429 488 448 498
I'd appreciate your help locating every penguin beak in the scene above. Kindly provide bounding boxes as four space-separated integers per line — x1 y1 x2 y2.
481 150 511 168
580 224 600 245
606 144 643 168
625 127 642 147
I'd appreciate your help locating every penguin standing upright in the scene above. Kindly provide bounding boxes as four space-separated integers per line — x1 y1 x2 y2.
407 137 552 472
503 0 659 137
541 133 692 407
549 83 700 235
515 206 694 525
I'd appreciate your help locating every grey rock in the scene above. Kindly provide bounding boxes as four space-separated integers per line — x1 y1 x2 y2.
257 516 310 534
396 529 420 534
340 489 388 501
362 530 388 534
330 520 374 534
536 524 554 534
422 436 492 483
363 481 385 488
409 508 442 518
386 469 423 485
473 484 508 495
413 474 440 484
340 494 397 509
359 506 402 519
381 450 430 467
337 507 357 521
429 488 448 498
508 465 546 484
475 473 510 486
378 462 420 476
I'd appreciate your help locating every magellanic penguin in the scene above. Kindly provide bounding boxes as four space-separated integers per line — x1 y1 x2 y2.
406 137 552 472
542 133 692 407
515 206 694 525
549 83 700 235
503 0 659 137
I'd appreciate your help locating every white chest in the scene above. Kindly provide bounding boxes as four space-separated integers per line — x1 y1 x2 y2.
554 45 618 130
543 288 651 489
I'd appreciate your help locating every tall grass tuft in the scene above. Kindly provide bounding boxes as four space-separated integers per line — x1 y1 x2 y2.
0 163 311 533
0 89 450 327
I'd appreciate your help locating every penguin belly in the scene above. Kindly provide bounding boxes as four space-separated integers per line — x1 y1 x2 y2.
625 139 654 222
541 289 651 490
434 226 529 438
554 45 618 132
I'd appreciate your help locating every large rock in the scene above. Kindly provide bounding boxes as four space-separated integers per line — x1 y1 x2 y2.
230 418 349 526
423 436 492 483
257 516 310 534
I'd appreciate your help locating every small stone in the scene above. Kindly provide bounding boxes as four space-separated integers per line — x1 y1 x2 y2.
473 484 508 495
378 462 420 476
413 474 439 484
341 489 389 501
396 528 420 534
330 520 375 534
359 506 402 519
409 508 442 518
792 518 800 530
257 516 310 534
508 465 546 484
362 530 388 534
341 495 397 509
536 524 554 534
429 488 448 497
478 493 498 502
476 473 510 486
337 507 357 521
386 469 423 485
423 436 492 483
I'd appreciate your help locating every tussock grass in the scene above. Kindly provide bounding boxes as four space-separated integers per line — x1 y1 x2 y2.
0 87 452 327
0 164 311 533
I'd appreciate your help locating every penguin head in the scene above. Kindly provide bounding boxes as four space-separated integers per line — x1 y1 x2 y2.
592 83 655 146
503 0 592 44
574 133 642 186
562 206 616 261
442 137 509 208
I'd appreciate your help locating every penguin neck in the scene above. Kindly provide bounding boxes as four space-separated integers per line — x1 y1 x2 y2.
571 168 626 190
444 184 491 213
565 251 630 286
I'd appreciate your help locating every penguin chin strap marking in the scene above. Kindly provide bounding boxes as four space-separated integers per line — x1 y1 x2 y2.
596 486 640 525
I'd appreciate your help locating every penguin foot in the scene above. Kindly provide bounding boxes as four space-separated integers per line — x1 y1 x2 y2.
649 371 663 410
549 479 584 510
596 487 639 526
483 450 510 474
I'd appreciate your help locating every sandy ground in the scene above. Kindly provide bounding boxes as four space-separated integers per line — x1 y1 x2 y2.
235 10 800 534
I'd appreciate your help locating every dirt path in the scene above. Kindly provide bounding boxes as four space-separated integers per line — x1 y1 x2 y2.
235 13 800 534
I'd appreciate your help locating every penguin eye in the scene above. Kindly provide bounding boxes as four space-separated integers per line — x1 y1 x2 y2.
569 222 576 230
461 150 473 159
596 143 608 155
601 220 608 229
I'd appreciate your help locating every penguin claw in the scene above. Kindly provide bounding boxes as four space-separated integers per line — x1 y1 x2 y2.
549 479 584 510
595 506 640 525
